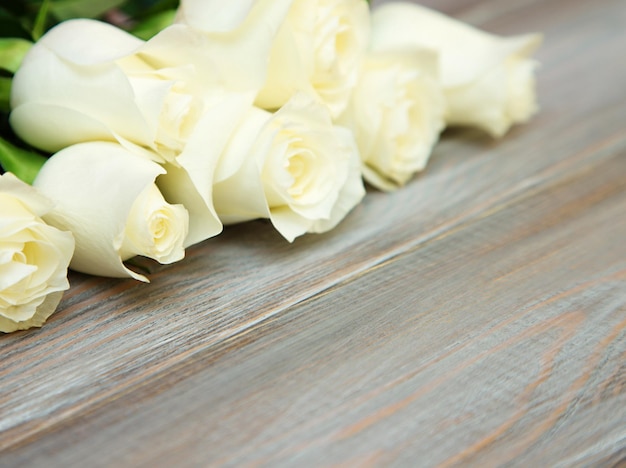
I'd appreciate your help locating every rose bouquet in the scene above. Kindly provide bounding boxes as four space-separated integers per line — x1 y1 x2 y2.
0 0 541 332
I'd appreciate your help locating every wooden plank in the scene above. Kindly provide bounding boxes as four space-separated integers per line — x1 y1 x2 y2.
1 0 625 465
2 116 624 467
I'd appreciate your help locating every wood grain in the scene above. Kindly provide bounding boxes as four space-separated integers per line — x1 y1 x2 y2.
1 0 625 466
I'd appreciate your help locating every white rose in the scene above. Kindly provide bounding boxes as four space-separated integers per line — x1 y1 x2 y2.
33 142 189 282
338 49 445 190
177 0 370 119
259 0 370 118
155 93 252 246
212 93 365 241
11 20 149 154
0 173 74 333
371 2 541 137
11 12 292 153
10 8 292 245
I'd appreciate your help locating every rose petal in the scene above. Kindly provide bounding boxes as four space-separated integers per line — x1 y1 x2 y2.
256 0 370 118
338 49 445 190
176 0 256 32
164 0 294 92
0 291 64 333
33 142 169 282
0 173 53 217
159 92 254 247
1 174 73 332
371 3 541 87
11 44 153 152
370 2 541 137
38 19 143 65
213 93 364 242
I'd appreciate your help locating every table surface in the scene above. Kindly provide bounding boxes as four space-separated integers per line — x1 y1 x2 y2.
2 0 625 466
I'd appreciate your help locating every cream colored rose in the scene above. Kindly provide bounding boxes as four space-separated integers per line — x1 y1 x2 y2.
371 2 541 137
338 49 445 190
177 0 370 118
10 8 291 245
11 20 148 153
212 93 365 241
1 173 74 333
33 142 188 282
258 0 370 118
10 13 291 153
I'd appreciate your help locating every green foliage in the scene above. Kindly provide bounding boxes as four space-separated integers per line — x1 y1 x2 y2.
0 38 33 73
0 6 33 39
0 0 180 39
130 9 176 40
49 0 127 21
32 0 51 40
0 77 11 112
0 136 47 183
122 0 179 19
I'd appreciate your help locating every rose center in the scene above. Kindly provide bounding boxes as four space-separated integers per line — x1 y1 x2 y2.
282 141 332 207
286 149 313 198
0 241 39 305
12 249 28 265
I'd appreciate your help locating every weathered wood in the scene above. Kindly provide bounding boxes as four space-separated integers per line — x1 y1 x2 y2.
1 0 625 466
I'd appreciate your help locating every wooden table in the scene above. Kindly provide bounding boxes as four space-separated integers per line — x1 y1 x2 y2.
2 0 625 466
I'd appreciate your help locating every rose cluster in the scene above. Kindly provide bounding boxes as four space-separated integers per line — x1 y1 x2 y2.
0 0 541 332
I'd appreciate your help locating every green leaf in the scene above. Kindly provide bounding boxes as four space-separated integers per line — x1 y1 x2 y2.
0 7 32 39
0 137 47 184
0 38 32 73
0 77 12 112
32 0 51 41
122 0 179 19
130 9 175 40
49 0 126 21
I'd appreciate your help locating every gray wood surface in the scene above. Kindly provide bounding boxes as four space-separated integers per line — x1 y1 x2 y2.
1 0 625 466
